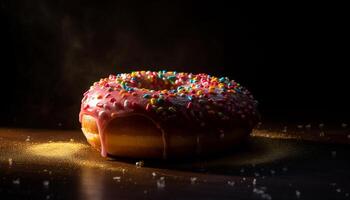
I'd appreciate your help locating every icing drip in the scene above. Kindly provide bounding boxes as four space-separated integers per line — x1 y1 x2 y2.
96 118 107 157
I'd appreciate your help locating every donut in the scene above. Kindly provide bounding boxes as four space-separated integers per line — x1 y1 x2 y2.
79 71 259 159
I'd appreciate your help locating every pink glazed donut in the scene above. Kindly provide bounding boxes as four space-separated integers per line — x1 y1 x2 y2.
79 70 258 159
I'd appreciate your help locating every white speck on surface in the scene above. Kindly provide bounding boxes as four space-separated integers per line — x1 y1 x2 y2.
320 131 325 137
331 151 337 157
296 190 301 198
121 168 126 174
240 168 245 173
262 194 272 200
347 134 350 139
305 124 311 129
69 138 74 142
336 188 341 193
253 178 257 185
157 177 165 189
135 161 144 168
257 122 263 129
220 133 225 139
242 177 246 181
8 158 13 166
113 176 121 182
253 188 263 194
253 187 272 200
254 172 260 177
43 180 50 188
143 190 148 194
227 181 235 186
341 123 347 128
330 182 337 186
270 170 275 175
152 172 157 177
282 126 287 133
12 178 20 185
190 177 197 184
297 125 303 129
25 136 31 142
319 123 324 128
282 167 288 172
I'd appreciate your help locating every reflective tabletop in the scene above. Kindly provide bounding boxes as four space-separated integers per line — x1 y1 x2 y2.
1 125 349 199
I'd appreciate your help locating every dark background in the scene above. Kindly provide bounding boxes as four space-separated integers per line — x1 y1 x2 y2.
1 1 348 129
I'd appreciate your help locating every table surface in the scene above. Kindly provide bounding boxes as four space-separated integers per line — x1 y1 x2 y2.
0 124 350 200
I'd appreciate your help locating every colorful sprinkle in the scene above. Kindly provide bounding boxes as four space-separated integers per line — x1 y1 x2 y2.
143 94 151 99
186 102 192 109
150 98 157 105
145 103 151 111
123 100 129 108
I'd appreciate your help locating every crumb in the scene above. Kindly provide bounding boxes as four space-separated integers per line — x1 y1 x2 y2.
320 131 325 137
227 181 235 186
136 161 144 168
190 177 197 184
157 177 165 189
282 126 287 133
8 158 13 166
152 172 157 177
43 180 50 188
12 178 20 185
331 151 337 158
113 176 121 182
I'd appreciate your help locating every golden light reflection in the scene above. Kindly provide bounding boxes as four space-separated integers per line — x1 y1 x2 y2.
24 141 127 172
27 142 86 158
